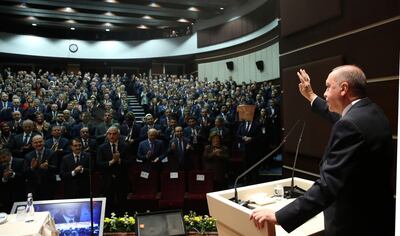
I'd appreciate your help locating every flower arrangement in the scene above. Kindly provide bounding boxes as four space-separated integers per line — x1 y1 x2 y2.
184 211 217 234
104 212 136 233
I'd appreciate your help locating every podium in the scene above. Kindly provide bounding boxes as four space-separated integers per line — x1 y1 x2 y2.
206 177 324 236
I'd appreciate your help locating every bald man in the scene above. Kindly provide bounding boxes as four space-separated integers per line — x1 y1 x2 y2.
137 128 166 170
250 66 395 236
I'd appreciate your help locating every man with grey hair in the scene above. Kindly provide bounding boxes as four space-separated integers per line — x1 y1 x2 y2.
137 128 165 170
8 119 38 159
97 126 131 214
250 65 394 236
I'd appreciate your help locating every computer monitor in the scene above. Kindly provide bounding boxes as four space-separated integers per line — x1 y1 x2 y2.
11 198 106 236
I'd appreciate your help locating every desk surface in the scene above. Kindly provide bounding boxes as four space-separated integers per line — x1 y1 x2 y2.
0 211 58 236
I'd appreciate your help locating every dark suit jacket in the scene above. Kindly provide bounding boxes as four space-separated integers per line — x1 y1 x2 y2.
60 152 90 198
96 141 132 194
167 137 192 171
0 157 26 211
137 139 165 162
24 148 57 200
7 132 38 159
276 97 395 236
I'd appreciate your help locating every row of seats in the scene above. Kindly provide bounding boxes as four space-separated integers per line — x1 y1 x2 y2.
127 170 214 214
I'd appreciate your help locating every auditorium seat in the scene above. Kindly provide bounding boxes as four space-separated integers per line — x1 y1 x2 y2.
158 170 185 210
127 170 159 212
185 170 214 214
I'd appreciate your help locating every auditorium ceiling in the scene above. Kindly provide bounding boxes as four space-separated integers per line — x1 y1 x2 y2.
0 0 249 40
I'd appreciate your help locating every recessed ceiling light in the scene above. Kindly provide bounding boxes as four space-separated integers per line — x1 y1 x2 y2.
103 22 113 27
149 3 160 7
177 18 189 23
70 27 75 30
188 7 199 12
66 19 76 24
137 25 149 29
32 23 37 26
18 3 27 8
27 16 37 20
104 11 114 16
142 15 153 19
105 0 118 3
220 7 224 10
62 7 75 12
105 28 110 32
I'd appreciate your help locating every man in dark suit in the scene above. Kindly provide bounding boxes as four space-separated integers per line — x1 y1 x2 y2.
250 66 395 236
45 126 71 171
60 139 90 198
7 119 37 159
97 126 132 214
8 111 23 135
137 128 166 170
24 134 57 200
0 148 26 212
167 126 193 171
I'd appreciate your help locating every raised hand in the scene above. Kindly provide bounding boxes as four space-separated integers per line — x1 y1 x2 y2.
297 69 317 102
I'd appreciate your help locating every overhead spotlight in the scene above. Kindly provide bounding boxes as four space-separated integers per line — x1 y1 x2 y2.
177 18 189 23
27 16 37 20
61 7 75 12
142 15 153 19
105 11 114 16
18 3 27 8
70 27 75 30
105 0 118 2
220 7 224 10
188 7 199 12
137 25 149 29
66 19 76 24
32 23 37 26
149 2 160 7
105 28 110 32
103 22 113 27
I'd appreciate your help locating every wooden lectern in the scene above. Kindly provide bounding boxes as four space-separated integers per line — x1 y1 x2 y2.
206 177 324 236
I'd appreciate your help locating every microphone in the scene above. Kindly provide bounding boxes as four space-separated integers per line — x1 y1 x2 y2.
284 121 307 198
232 120 300 204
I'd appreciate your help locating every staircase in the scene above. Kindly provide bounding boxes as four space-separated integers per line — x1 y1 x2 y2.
127 95 145 124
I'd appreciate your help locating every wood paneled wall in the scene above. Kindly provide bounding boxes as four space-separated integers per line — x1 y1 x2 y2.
280 0 400 177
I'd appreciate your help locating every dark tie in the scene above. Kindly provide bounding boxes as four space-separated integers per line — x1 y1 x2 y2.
23 134 29 145
37 151 42 162
75 155 80 166
111 144 116 154
178 140 184 162
83 140 88 148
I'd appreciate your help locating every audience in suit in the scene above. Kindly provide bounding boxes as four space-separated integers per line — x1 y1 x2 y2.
24 135 57 200
137 128 166 171
97 126 132 214
60 139 90 198
167 126 193 171
0 148 26 212
8 119 37 159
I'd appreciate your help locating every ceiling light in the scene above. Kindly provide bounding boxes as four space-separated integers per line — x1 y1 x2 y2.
70 27 75 30
18 3 27 8
105 28 110 32
142 15 153 19
177 18 189 23
228 16 240 22
220 7 224 10
137 25 149 29
66 19 76 24
105 11 114 16
32 23 37 26
27 16 37 20
105 0 118 3
62 7 75 12
103 22 113 27
188 7 199 12
149 3 160 7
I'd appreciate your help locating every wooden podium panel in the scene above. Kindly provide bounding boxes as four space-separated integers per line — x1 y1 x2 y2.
207 178 324 236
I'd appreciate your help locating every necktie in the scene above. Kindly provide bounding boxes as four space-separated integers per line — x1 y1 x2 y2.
75 155 80 166
37 151 42 162
23 134 30 145
111 144 116 154
83 140 88 148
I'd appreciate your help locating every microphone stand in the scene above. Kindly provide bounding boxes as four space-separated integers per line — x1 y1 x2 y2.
284 121 307 198
89 153 94 236
233 120 300 204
